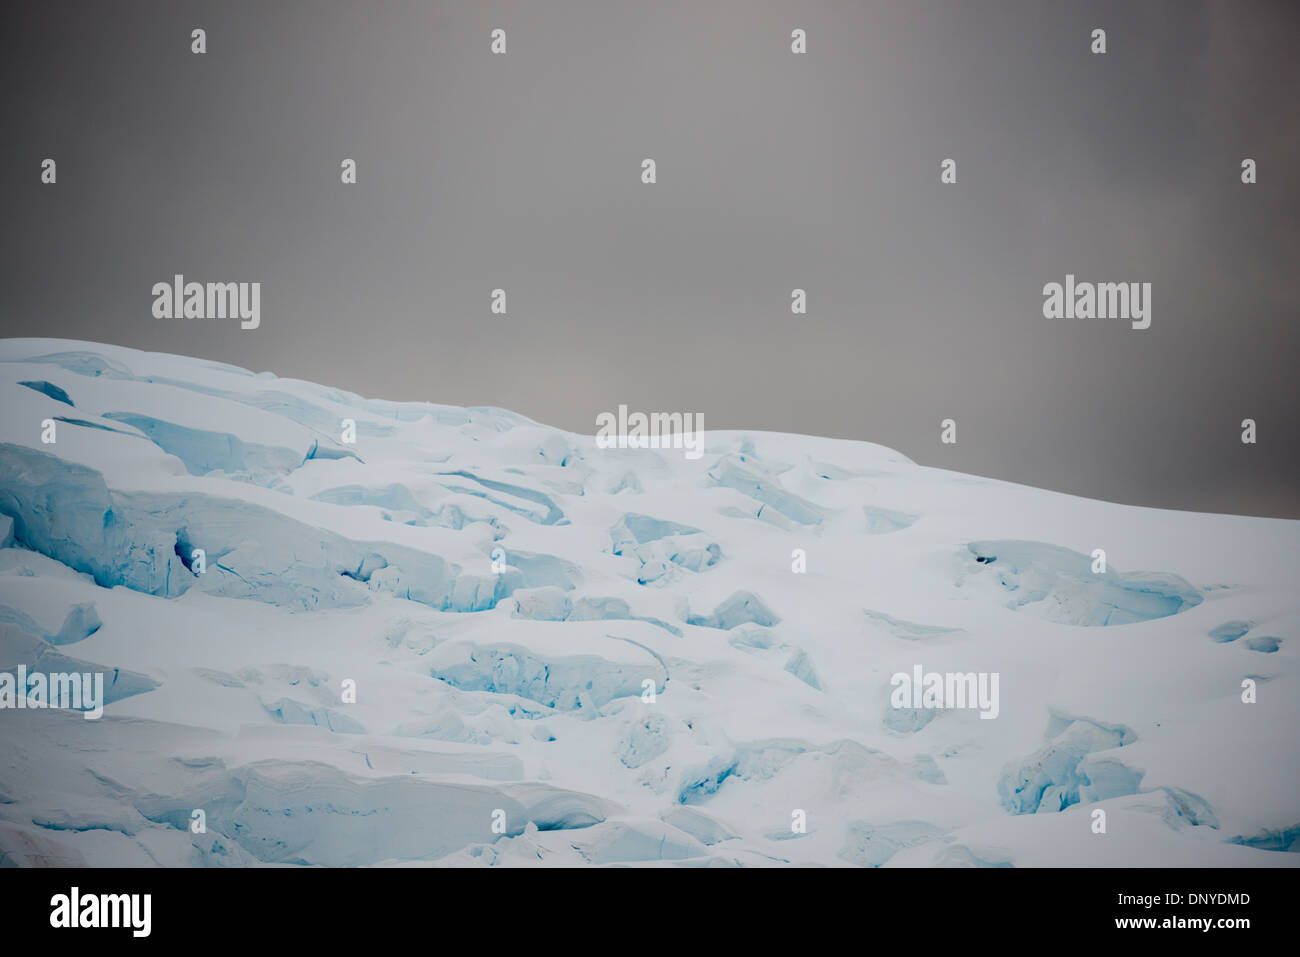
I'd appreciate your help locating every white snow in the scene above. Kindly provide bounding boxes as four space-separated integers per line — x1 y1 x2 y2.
0 338 1296 867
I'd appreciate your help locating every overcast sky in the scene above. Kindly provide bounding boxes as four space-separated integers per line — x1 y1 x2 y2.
3 0 1297 517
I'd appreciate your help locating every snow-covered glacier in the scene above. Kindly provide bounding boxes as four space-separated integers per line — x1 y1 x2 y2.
0 338 1296 867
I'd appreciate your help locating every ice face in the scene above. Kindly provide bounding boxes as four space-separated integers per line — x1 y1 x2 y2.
963 540 1203 625
0 338 1296 867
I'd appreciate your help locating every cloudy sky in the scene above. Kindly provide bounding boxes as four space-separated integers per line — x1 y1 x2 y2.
4 0 1297 517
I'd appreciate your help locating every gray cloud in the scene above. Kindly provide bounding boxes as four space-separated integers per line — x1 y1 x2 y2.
3 0 1296 516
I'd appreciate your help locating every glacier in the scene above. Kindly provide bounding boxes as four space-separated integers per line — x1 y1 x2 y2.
0 338 1296 867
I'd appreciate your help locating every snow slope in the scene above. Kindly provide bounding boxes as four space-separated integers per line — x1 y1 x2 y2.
0 338 1295 867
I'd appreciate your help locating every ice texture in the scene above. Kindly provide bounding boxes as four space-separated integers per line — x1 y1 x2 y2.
0 339 1296 868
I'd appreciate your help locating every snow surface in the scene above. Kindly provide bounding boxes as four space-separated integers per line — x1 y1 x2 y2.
0 338 1296 867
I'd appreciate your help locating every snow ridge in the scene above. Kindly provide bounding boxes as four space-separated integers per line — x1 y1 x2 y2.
0 338 1296 867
